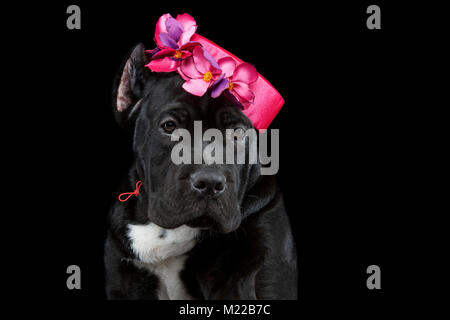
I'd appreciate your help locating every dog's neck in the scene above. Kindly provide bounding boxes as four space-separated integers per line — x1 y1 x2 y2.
125 221 199 300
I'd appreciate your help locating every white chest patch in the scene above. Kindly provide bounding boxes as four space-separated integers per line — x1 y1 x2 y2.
127 222 199 300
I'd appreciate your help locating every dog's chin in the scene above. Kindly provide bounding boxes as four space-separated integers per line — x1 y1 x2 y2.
185 215 216 230
186 216 240 234
193 199 242 233
186 206 242 234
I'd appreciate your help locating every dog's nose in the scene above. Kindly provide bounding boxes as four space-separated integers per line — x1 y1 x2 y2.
190 171 227 196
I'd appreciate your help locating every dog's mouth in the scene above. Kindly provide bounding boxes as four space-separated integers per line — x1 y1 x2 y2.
183 199 240 233
185 199 224 230
186 215 216 229
149 187 241 233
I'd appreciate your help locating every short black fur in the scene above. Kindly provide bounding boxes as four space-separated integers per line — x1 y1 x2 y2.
104 44 297 299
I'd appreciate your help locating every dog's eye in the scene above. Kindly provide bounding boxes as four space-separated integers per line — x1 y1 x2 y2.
162 121 176 134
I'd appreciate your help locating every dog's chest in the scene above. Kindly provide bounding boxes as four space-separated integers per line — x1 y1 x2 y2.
127 222 199 300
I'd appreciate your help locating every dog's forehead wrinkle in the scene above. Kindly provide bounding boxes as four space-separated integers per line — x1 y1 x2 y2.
141 75 248 128
152 102 191 121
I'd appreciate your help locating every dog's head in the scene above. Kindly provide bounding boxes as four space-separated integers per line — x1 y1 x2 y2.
113 44 274 233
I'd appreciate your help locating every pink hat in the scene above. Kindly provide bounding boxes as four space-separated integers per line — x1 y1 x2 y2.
145 13 284 130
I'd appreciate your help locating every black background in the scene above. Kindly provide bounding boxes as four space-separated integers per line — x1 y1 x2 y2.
15 0 431 316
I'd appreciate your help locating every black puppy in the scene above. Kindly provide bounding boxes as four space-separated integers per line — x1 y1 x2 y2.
104 44 297 299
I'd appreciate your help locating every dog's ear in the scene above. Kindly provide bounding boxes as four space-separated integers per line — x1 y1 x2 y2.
112 43 150 127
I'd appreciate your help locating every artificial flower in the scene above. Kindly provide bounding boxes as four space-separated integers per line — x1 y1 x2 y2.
155 13 197 49
146 13 200 72
178 46 223 96
211 57 258 108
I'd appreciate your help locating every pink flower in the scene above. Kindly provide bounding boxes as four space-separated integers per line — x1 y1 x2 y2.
146 13 200 72
155 13 197 49
211 57 258 108
178 46 223 96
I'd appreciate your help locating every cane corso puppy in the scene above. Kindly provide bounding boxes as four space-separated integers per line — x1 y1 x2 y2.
104 44 297 299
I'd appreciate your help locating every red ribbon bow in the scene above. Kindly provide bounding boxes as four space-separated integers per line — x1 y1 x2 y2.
118 181 143 202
